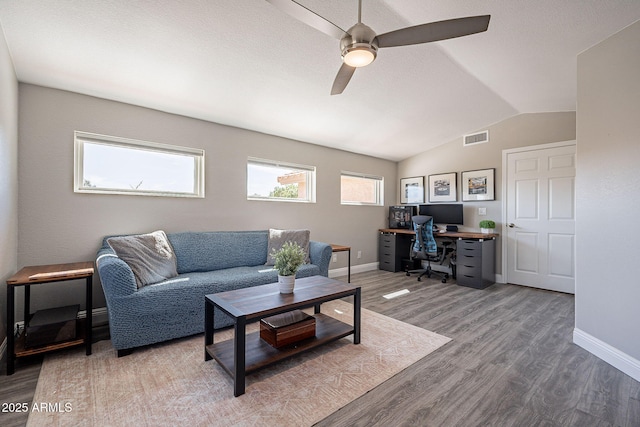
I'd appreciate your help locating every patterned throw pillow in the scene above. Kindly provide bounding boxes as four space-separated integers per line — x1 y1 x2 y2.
107 230 178 288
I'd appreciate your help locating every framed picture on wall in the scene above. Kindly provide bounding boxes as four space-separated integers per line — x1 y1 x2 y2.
462 168 495 201
400 176 424 204
428 172 457 202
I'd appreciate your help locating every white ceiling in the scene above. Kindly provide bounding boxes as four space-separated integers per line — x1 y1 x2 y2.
1 1 639 161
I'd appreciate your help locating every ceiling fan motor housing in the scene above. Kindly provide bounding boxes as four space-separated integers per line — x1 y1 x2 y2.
341 23 378 66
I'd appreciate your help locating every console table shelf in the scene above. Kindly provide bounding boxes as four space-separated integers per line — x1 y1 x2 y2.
206 313 353 375
5 262 94 375
13 318 88 358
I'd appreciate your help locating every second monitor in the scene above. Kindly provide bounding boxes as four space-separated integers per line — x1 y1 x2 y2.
418 203 464 226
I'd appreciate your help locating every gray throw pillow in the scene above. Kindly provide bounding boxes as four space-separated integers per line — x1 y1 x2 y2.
265 229 310 266
107 230 178 288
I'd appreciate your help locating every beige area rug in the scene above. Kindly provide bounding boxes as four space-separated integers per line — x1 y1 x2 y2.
27 300 450 427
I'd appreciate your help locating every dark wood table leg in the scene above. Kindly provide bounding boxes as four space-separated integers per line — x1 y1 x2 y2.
86 275 92 355
204 299 214 361
348 249 351 283
233 316 247 397
24 285 30 328
353 288 361 344
6 285 14 375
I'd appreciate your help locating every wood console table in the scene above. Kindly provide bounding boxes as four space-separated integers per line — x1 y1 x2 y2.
205 276 361 397
5 262 94 375
330 244 351 283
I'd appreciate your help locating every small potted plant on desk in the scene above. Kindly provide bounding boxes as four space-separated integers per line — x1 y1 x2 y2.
272 241 306 294
479 220 496 234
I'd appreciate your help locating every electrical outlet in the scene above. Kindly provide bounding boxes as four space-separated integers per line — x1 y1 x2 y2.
332 254 337 263
478 207 487 216
357 251 362 259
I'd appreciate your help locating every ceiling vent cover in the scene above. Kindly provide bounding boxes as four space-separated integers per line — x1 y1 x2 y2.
463 130 489 147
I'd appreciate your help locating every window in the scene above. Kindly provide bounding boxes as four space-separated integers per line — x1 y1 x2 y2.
74 131 205 198
341 171 384 205
247 157 316 203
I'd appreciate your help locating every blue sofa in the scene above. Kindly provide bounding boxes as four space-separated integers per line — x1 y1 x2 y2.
96 230 332 355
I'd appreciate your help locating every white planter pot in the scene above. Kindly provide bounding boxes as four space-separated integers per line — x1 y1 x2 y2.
481 228 495 234
278 275 295 294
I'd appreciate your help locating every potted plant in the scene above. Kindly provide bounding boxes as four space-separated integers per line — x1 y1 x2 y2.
479 220 496 234
272 241 306 293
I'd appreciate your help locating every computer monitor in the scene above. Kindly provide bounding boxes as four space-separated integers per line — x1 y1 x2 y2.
418 204 464 225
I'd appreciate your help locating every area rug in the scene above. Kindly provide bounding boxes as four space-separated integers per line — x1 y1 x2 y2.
27 300 450 427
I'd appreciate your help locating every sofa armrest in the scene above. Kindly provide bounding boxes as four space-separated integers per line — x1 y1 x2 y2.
309 241 332 277
96 248 137 297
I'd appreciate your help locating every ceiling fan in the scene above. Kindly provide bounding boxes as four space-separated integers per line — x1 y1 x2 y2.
267 0 490 95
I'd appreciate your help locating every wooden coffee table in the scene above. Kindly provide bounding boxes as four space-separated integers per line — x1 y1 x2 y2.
204 275 361 396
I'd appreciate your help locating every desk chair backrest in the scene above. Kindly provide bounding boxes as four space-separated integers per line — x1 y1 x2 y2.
412 215 438 255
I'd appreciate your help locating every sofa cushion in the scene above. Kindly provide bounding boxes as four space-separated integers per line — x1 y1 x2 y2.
107 230 178 288
168 231 269 274
265 229 310 266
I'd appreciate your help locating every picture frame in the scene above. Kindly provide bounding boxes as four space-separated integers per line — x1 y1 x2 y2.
400 176 424 204
462 168 495 201
428 172 457 202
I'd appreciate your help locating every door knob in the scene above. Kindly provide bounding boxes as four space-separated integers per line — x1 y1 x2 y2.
508 223 515 228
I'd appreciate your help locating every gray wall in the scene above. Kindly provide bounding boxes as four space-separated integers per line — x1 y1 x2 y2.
0 22 19 344
575 21 640 364
17 84 396 318
398 112 577 276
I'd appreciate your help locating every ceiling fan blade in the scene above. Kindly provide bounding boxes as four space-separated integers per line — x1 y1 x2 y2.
266 0 347 40
331 63 356 95
376 15 490 48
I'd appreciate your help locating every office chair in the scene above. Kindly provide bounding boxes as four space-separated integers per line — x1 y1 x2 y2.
405 215 450 283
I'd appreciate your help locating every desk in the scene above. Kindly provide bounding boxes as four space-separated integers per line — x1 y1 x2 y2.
378 228 499 240
6 262 94 375
378 229 498 288
330 244 351 283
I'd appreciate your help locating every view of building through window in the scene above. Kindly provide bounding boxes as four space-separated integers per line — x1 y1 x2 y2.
247 158 315 202
341 173 384 205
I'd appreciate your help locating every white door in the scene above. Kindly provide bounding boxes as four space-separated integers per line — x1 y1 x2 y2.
504 141 576 293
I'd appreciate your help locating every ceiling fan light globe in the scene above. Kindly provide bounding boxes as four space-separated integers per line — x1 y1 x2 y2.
343 49 375 67
342 44 377 67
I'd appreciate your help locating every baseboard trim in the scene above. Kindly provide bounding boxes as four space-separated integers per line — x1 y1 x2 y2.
573 328 640 382
329 262 378 279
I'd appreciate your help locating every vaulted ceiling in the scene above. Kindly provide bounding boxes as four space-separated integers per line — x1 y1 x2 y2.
1 1 639 161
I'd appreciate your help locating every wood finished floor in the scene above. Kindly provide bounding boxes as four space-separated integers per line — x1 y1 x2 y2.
2 270 639 426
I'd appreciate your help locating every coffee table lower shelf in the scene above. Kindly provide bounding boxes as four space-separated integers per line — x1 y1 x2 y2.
206 313 353 376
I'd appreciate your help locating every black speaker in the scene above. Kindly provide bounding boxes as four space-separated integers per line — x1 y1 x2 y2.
446 225 458 232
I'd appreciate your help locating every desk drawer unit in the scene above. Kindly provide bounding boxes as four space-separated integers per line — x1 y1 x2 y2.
379 232 411 272
456 238 496 289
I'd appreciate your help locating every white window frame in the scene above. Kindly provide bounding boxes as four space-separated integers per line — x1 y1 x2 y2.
247 157 316 203
340 171 384 206
74 131 205 198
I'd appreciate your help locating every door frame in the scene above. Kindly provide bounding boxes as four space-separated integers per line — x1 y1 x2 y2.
500 140 577 284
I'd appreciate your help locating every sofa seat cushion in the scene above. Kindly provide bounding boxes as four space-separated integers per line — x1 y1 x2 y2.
139 263 322 296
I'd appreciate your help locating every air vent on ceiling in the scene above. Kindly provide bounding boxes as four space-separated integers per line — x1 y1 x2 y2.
463 130 489 147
